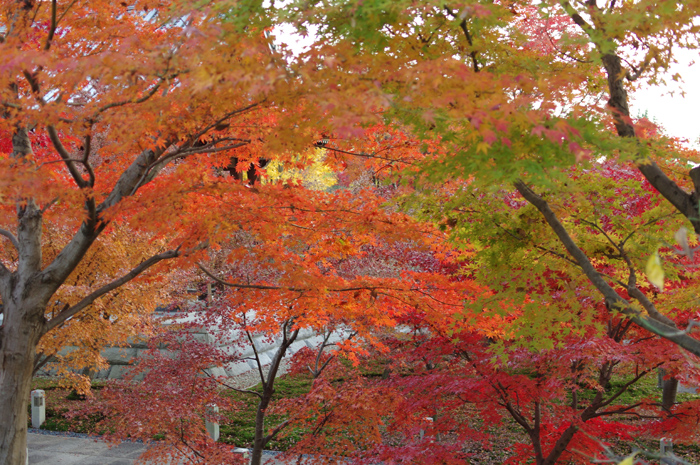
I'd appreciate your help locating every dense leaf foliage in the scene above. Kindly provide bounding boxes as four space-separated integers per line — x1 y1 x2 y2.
2 0 700 464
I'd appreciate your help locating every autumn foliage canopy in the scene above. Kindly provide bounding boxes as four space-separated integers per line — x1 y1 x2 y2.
2 0 700 464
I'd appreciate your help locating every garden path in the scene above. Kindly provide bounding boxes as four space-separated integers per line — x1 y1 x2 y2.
28 432 290 464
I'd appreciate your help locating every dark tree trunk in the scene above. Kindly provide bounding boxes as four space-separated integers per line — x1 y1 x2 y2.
541 424 578 465
250 393 272 465
249 325 299 465
662 377 678 412
0 119 180 462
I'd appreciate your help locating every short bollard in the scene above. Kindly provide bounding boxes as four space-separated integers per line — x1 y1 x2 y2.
419 417 433 441
233 448 250 462
31 390 45 429
205 404 220 442
660 437 675 465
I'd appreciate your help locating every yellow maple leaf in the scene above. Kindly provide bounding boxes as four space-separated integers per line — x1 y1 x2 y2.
646 249 664 290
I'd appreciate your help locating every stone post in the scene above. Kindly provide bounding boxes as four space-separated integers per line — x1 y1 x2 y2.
419 417 433 441
660 437 675 465
31 390 45 429
205 404 220 441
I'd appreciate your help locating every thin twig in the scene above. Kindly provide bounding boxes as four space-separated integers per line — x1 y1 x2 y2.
44 0 57 50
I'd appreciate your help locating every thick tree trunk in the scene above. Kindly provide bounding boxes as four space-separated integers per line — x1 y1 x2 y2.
0 125 47 464
0 139 179 462
0 302 45 465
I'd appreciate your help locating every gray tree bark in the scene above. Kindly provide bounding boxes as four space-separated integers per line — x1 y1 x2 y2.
0 128 50 465
0 300 46 465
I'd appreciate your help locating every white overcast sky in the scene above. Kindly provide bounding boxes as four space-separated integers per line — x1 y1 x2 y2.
631 50 700 148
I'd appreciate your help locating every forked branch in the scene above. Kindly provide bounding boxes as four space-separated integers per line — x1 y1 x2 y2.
44 248 180 333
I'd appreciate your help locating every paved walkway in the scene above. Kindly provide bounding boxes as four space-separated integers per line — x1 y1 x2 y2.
28 433 146 464
28 432 291 464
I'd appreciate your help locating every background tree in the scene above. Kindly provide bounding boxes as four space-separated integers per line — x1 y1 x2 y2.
93 192 473 465
273 2 700 462
284 0 700 354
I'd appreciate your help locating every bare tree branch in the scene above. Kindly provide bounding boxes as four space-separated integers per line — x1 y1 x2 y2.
81 133 95 187
185 103 260 147
93 77 171 117
322 145 416 166
0 228 19 251
32 352 55 376
263 418 293 444
596 367 656 411
136 141 249 189
559 1 595 37
309 330 335 378
444 5 479 72
200 369 263 399
199 264 292 291
47 125 87 188
198 263 432 295
56 0 79 23
44 0 57 50
245 328 268 388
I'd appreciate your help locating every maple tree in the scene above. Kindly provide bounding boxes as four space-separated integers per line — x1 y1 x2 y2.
280 0 700 362
88 197 472 465
271 1 700 463
0 3 469 458
373 160 700 462
0 0 340 461
287 0 700 347
217 159 700 464
2 0 700 464
338 304 700 465
226 165 700 464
